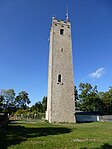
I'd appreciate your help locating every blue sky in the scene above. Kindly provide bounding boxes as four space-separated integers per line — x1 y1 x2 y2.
0 0 112 105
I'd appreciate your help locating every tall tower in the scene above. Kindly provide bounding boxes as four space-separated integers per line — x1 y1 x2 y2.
46 16 75 123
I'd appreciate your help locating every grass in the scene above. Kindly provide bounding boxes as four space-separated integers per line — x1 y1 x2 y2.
0 120 112 149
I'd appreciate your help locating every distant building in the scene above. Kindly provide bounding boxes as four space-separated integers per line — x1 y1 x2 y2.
75 111 101 122
46 17 75 123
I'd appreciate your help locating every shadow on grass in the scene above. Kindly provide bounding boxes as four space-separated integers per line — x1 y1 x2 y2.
81 143 112 149
0 129 7 149
0 120 71 149
99 144 112 149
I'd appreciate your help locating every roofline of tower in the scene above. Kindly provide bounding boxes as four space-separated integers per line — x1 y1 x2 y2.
52 17 71 25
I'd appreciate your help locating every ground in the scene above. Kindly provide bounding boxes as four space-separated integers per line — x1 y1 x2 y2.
0 120 112 149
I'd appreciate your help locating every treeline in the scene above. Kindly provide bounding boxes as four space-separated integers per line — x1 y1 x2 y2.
0 89 31 113
15 96 47 120
75 83 112 115
0 82 112 116
0 89 47 116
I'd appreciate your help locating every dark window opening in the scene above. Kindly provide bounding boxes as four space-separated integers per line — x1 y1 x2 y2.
61 48 63 52
58 74 62 82
60 29 64 35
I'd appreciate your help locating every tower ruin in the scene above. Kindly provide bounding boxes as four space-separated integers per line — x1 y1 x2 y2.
46 16 75 123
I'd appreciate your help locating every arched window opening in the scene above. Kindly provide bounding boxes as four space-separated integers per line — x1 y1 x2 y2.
58 74 62 83
61 48 63 52
60 29 64 35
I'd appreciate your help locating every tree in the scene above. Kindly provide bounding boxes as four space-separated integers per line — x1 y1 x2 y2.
31 102 43 113
100 88 112 114
79 83 92 111
79 83 101 112
31 96 47 113
1 89 16 112
15 91 31 109
0 95 4 112
74 86 79 110
42 96 47 113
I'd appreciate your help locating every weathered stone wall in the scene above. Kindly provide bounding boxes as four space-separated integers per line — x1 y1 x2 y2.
47 18 75 123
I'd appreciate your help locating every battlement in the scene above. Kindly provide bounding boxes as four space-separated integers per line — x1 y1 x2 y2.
52 17 71 26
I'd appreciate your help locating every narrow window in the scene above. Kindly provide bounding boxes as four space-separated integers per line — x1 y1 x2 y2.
58 74 61 82
60 29 64 35
61 48 63 52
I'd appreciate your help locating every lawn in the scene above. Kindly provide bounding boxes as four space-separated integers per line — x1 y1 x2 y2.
0 120 112 149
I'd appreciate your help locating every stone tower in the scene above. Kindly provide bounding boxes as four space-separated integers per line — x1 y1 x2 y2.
46 17 75 123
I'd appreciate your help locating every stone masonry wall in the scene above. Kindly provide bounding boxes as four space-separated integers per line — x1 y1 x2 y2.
47 18 76 123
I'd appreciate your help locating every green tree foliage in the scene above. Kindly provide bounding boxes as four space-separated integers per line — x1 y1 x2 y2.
0 95 4 105
1 84 112 115
15 91 31 109
42 96 47 113
31 102 43 113
0 95 4 112
74 86 80 110
31 96 47 113
1 89 16 112
79 83 112 114
98 88 112 114
79 83 102 112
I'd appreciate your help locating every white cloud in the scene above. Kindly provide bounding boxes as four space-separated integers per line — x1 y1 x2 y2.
89 67 105 79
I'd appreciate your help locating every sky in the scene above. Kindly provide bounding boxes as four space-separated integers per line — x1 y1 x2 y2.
0 0 112 106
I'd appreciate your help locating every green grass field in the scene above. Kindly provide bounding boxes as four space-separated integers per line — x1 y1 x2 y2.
0 120 112 149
